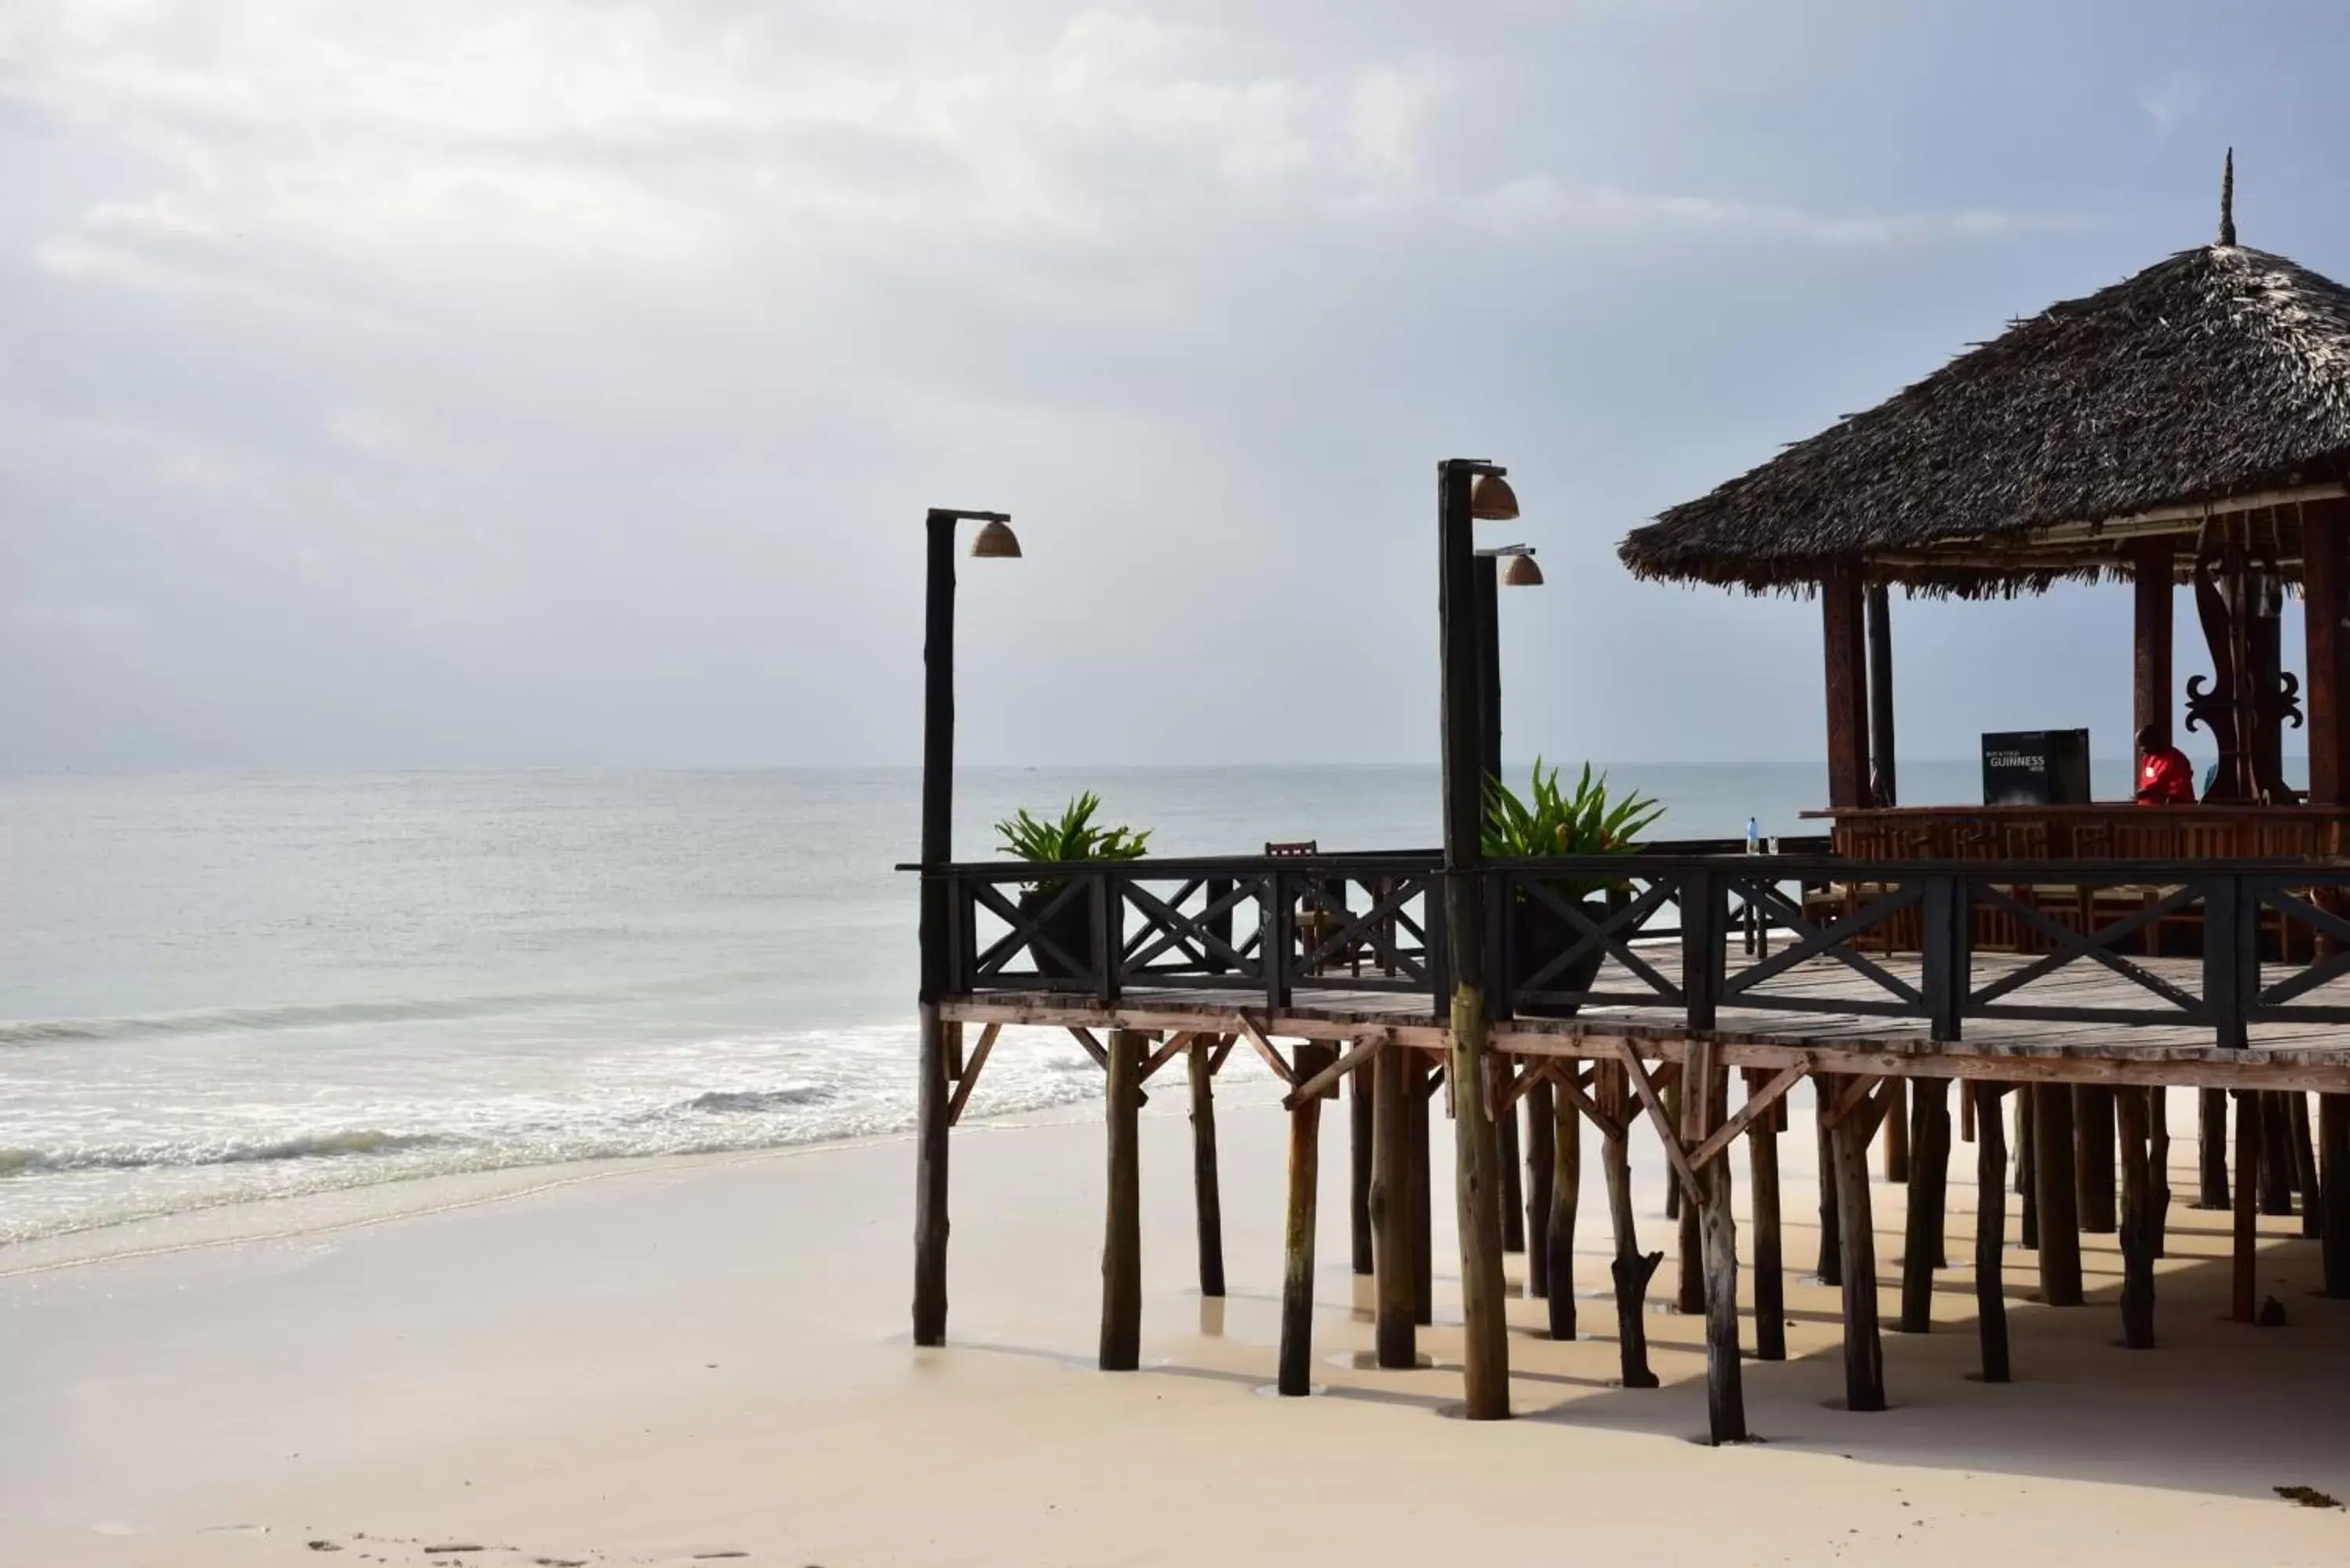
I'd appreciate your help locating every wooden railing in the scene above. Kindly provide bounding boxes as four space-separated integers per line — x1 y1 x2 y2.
920 847 2350 1051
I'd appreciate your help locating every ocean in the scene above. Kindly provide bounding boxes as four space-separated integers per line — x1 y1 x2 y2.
0 760 2124 1245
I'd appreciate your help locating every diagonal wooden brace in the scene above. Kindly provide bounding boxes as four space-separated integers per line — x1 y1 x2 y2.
1688 1058 1810 1173
1282 1033 1383 1111
945 1023 1003 1127
1234 1012 1296 1085
1613 1041 1704 1207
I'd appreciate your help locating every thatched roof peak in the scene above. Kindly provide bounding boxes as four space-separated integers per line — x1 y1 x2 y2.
1620 229 2350 597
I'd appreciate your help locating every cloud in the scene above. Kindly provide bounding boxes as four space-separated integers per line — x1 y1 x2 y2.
2137 72 2202 132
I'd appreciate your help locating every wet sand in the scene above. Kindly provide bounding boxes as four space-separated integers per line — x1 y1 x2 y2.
5 1068 2348 1566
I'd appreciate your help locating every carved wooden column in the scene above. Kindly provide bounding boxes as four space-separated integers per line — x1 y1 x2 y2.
1823 562 1873 811
2305 497 2350 807
2134 537 2175 753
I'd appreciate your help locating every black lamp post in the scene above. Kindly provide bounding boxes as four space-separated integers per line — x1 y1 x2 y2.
1437 457 1519 1420
915 506 1021 1348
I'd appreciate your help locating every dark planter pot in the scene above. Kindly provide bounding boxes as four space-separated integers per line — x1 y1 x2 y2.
1018 886 1098 981
1509 891 1608 1017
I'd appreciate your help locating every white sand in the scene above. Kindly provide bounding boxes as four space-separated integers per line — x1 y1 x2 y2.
5 1071 2348 1566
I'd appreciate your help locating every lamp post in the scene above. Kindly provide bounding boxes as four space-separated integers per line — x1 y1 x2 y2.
1473 544 1540 1257
915 506 1022 1348
1438 457 1518 1419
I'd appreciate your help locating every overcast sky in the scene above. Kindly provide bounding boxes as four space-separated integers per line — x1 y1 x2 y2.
4 2 2347 771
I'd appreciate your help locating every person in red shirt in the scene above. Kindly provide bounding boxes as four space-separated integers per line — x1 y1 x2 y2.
2135 724 2197 804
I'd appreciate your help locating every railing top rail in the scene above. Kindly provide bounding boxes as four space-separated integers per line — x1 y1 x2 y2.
907 850 2350 880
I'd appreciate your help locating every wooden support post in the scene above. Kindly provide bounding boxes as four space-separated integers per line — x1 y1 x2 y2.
2259 1093 2296 1216
1687 1046 1746 1444
2321 1094 2350 1299
913 1003 953 1346
2134 533 2176 753
2149 1086 2172 1259
1548 1080 1581 1341
1411 1062 1434 1326
1100 1030 1144 1371
2076 1085 2118 1235
1371 1042 1415 1367
1822 560 1873 810
1866 578 1898 807
1348 1060 1376 1275
1814 1075 1842 1286
2117 1086 2157 1349
2230 1089 2262 1324
1829 1077 1887 1412
2290 1093 2322 1240
1187 1037 1225 1299
1278 1042 1336 1396
1498 1095 1525 1254
1676 1172 1705 1314
1899 1077 1950 1333
2198 1089 2231 1209
2018 1088 2039 1250
1663 1075 1683 1223
2031 1083 2083 1306
1524 1078 1556 1297
1883 1079 1911 1183
1973 1083 2011 1383
1601 1064 1661 1388
1746 1068 1786 1362
2305 497 2350 805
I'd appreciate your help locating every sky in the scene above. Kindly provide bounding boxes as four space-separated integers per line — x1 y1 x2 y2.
4 1 2348 772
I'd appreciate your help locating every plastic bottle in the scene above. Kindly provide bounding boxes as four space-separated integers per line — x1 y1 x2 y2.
1745 815 1761 854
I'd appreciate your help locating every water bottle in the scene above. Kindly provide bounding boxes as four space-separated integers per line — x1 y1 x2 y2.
1745 815 1761 855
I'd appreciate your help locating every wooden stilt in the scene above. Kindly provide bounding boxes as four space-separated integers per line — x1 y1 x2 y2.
2075 1085 2118 1235
1600 1064 1661 1389
2320 1094 2350 1299
2117 1086 2157 1349
1958 1082 1976 1143
1371 1041 1415 1367
2031 1083 2082 1306
1498 1093 1525 1254
1524 1078 1556 1298
1899 1077 1950 1333
2198 1089 2231 1209
913 1002 953 1346
1687 1050 1746 1443
1278 1043 1335 1396
1676 1171 1705 1315
2231 1089 2261 1324
1410 1061 1434 1326
1548 1080 1580 1341
1883 1079 1911 1183
1814 1076 1842 1285
1662 1075 1683 1223
1187 1037 1225 1299
2290 1093 2322 1241
2149 1086 2172 1259
1100 1030 1144 1371
1746 1067 1786 1362
1348 1060 1376 1275
1973 1082 2011 1383
1830 1078 1887 1412
2258 1093 2296 1216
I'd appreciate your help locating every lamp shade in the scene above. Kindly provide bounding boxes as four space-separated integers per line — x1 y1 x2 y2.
970 519 1023 558
1502 553 1544 587
1469 472 1520 521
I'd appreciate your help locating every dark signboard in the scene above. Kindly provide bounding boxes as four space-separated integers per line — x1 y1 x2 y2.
1982 729 2092 806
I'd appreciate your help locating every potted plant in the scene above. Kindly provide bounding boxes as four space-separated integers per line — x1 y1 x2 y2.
994 793 1152 980
1484 760 1661 1016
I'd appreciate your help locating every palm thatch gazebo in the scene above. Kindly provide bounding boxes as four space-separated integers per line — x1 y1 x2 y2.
1621 158 2350 898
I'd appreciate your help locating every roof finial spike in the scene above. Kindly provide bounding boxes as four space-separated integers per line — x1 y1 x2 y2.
2218 146 2236 247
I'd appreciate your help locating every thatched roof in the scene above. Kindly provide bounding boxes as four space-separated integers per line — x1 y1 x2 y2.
1620 237 2350 597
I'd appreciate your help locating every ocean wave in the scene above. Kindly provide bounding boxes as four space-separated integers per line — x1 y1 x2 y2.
680 1087 836 1114
0 995 595 1048
0 1129 449 1175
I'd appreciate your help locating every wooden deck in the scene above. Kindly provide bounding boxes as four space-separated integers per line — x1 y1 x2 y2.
945 948 2350 1090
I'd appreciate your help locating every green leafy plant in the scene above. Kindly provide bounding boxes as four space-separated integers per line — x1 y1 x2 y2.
1483 759 1661 894
994 792 1152 875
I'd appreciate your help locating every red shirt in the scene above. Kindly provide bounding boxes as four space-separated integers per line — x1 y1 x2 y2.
2137 746 2196 805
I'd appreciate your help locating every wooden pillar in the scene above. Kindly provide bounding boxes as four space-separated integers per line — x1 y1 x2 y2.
2149 1086 2172 1259
1898 1077 1950 1333
1882 1082 1911 1183
2018 1089 2039 1250
912 508 961 1349
2134 535 2175 751
1662 1076 1683 1224
1524 1078 1556 1296
2117 1086 2157 1349
1370 1042 1415 1367
1746 1067 1787 1362
2198 1089 2231 1209
1100 1030 1144 1370
1830 1079 1887 1412
1348 1062 1376 1275
1278 1043 1336 1396
1814 1076 1842 1285
2258 1093 2296 1216
2230 1089 2262 1323
1822 562 1874 810
2031 1083 2083 1306
2303 497 2350 805
1973 1083 2012 1383
2290 1094 2322 1239
2076 1085 2118 1234
2320 1093 2350 1299
1498 1097 1526 1254
1187 1038 1225 1298
1676 1165 1705 1314
1866 579 1898 807
1547 1079 1581 1341
1601 1064 1661 1388
1686 1048 1745 1443
1410 1062 1434 1325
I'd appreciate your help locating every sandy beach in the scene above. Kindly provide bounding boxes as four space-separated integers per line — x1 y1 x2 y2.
5 1068 2348 1567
